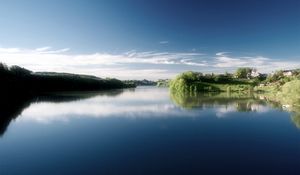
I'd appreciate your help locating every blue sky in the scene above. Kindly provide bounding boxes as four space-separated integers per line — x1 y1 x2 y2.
0 0 299 80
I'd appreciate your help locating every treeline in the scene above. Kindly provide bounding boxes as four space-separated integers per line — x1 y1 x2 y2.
123 79 156 86
157 79 170 87
170 67 300 93
0 63 135 94
169 70 258 93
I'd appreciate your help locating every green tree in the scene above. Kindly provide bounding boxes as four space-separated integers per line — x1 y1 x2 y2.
235 68 252 79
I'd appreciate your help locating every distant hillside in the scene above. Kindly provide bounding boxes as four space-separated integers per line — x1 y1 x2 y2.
0 63 135 94
123 79 156 86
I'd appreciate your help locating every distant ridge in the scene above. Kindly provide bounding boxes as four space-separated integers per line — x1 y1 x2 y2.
0 63 135 94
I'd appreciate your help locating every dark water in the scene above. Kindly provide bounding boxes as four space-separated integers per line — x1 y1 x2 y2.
1 87 300 175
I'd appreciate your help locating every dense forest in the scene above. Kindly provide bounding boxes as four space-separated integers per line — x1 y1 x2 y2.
123 79 156 86
0 63 135 94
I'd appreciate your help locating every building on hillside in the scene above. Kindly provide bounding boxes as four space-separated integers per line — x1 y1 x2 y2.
250 69 260 78
283 70 293 76
248 69 267 79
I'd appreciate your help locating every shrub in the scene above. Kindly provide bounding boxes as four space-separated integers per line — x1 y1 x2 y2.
235 67 253 79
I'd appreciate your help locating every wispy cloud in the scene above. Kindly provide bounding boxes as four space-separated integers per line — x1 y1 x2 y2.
0 46 70 54
0 47 299 80
213 52 300 72
214 52 257 67
215 52 230 56
0 47 205 80
159 41 169 44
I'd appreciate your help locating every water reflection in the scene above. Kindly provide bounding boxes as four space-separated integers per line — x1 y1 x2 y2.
254 92 300 129
2 87 300 175
2 87 300 137
17 87 179 123
170 91 300 128
0 94 31 136
0 89 125 136
170 91 268 112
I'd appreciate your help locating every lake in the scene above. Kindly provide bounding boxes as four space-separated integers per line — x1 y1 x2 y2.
1 86 300 175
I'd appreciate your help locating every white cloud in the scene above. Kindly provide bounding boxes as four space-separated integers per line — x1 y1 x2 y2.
214 52 250 67
0 46 299 80
216 52 230 56
0 47 206 80
214 52 300 72
0 47 22 53
35 46 52 52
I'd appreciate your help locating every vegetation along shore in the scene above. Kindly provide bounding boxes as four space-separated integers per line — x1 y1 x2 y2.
169 67 300 94
0 63 135 95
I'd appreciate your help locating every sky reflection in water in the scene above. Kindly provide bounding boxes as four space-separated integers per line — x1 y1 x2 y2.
17 87 274 124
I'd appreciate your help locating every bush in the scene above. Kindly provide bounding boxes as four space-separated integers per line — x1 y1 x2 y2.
235 68 253 79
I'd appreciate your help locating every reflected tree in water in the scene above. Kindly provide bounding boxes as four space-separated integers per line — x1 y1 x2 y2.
170 90 300 129
291 113 300 129
0 89 127 136
170 91 265 112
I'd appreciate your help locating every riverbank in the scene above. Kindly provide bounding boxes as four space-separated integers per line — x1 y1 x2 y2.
169 69 300 94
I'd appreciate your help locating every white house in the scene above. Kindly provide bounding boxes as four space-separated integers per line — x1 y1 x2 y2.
250 69 260 78
283 70 293 76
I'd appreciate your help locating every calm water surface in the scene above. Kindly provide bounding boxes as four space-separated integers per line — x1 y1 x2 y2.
1 86 300 175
